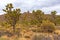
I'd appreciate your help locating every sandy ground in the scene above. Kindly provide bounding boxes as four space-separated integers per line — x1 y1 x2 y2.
0 30 60 40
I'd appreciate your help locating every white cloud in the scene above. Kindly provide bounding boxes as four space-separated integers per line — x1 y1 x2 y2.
41 4 60 14
0 0 60 14
0 0 16 4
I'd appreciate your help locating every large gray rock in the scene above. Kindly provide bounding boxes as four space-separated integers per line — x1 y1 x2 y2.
53 34 58 40
32 34 52 40
45 37 52 40
53 34 60 40
58 35 60 40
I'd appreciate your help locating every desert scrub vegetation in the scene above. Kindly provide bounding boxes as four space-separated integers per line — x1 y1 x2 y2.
0 3 60 40
40 20 56 33
31 20 56 33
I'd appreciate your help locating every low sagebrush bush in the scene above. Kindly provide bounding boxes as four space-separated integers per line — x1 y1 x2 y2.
40 20 56 33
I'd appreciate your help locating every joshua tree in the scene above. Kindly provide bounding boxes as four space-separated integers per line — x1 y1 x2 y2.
3 3 21 33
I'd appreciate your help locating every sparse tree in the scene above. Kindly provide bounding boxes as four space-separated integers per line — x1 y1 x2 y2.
51 11 57 19
3 3 21 33
51 11 57 25
32 10 44 25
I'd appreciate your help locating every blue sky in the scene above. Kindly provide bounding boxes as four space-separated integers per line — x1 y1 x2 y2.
0 0 60 15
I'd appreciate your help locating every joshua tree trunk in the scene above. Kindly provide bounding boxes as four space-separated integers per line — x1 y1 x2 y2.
13 25 15 33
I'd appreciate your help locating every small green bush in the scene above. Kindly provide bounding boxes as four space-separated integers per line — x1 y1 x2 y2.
40 20 56 33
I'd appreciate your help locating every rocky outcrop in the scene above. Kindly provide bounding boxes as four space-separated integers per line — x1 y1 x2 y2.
31 33 60 40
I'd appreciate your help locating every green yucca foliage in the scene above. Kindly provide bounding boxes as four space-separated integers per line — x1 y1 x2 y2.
3 3 21 33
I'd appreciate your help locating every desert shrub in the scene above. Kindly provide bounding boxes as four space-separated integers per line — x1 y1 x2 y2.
31 27 41 32
0 22 11 31
40 20 56 33
31 25 41 32
36 27 42 32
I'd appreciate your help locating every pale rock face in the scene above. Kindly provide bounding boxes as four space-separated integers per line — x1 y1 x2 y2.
58 35 60 40
53 34 60 40
31 33 60 40
53 34 58 40
32 33 52 40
